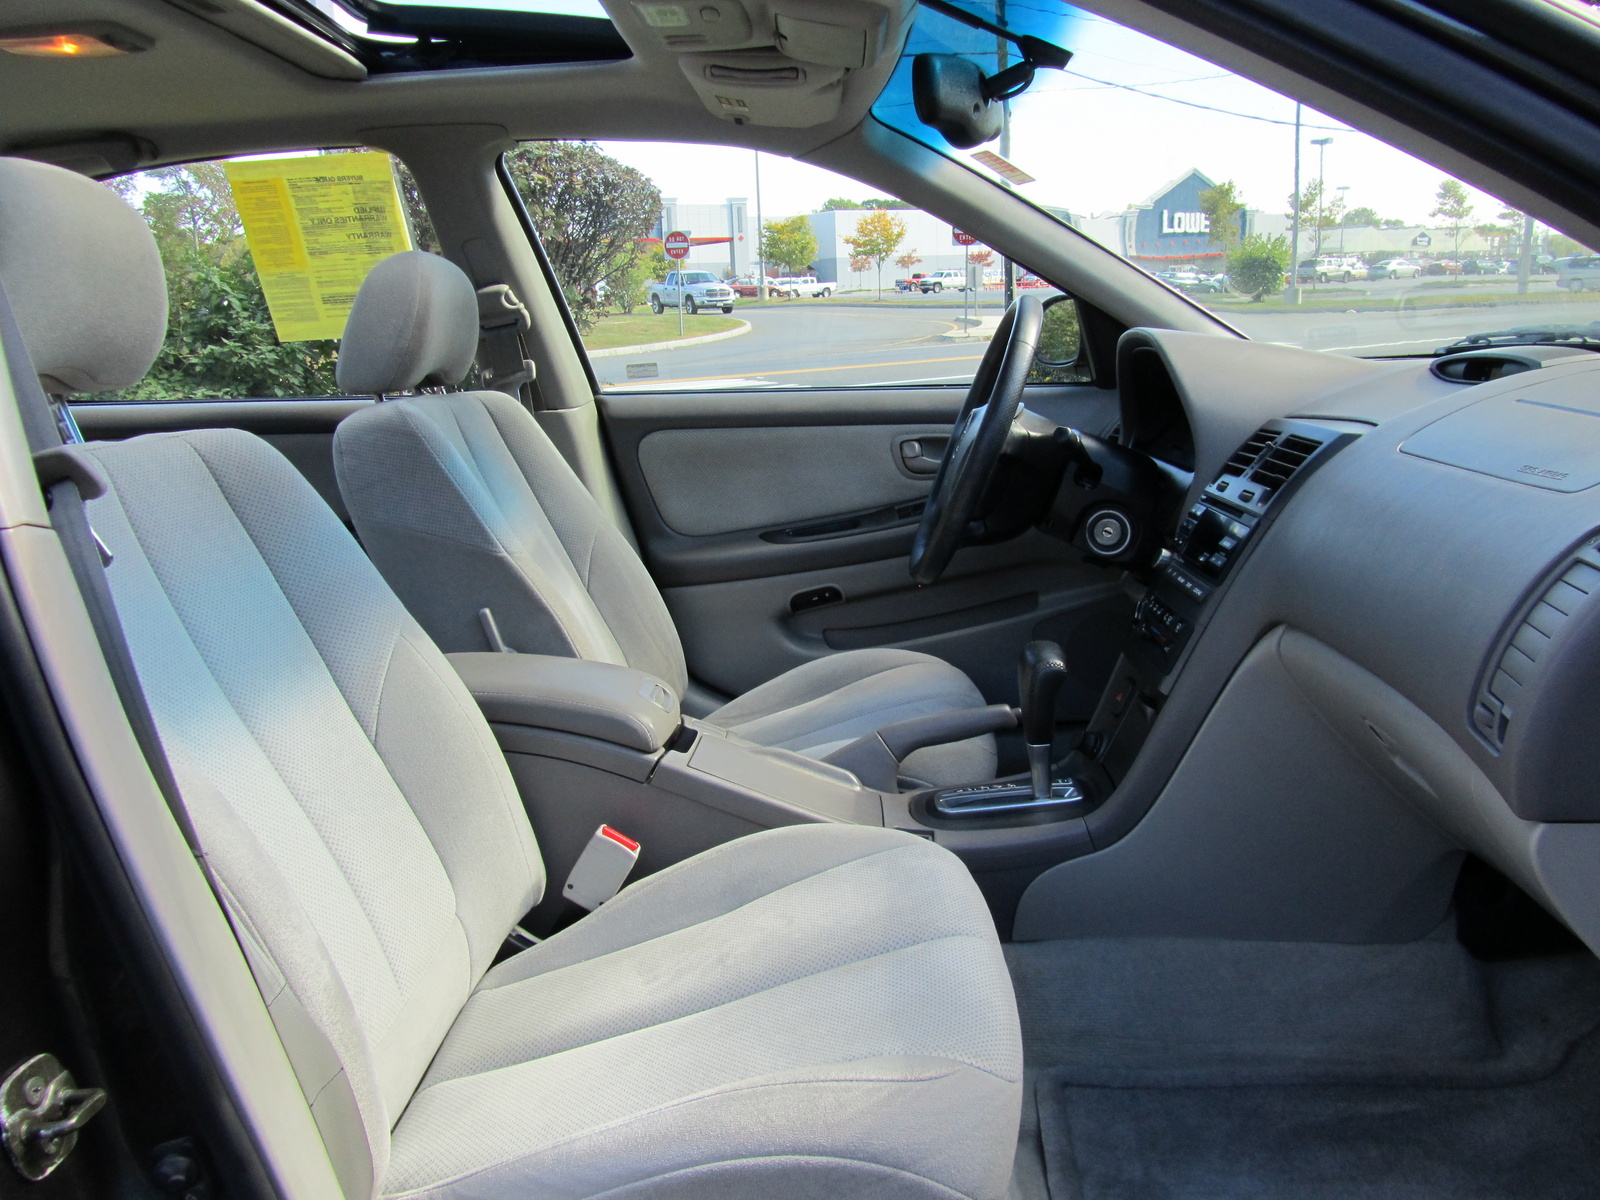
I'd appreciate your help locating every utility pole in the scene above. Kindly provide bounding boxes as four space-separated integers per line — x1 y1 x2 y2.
1311 136 1333 262
1290 103 1302 304
1518 211 1535 295
753 150 767 302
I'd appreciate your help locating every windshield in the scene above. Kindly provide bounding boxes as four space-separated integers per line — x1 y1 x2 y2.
872 2 1600 357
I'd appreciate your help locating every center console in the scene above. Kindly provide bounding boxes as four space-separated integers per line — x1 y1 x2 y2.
1064 418 1358 795
453 419 1359 933
449 651 911 930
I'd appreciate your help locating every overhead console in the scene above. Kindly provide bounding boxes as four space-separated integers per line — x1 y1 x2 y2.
610 0 911 126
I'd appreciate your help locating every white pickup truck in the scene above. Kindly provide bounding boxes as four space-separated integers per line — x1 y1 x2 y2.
648 270 736 314
772 275 836 298
916 269 967 293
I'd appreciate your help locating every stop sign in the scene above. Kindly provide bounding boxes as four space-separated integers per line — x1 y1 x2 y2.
664 230 692 260
952 229 978 245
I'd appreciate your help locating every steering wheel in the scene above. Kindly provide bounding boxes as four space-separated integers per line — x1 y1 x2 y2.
909 293 1044 585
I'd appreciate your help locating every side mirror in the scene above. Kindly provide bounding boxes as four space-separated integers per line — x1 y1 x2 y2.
912 54 1003 149
1029 295 1089 384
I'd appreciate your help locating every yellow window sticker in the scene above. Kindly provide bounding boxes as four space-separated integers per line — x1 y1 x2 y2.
224 152 413 342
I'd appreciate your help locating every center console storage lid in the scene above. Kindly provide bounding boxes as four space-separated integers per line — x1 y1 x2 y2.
448 653 680 753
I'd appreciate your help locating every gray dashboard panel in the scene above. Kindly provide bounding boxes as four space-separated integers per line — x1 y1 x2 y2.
1400 374 1600 492
1016 338 1600 946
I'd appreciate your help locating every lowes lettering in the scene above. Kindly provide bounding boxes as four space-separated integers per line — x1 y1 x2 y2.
1161 211 1211 235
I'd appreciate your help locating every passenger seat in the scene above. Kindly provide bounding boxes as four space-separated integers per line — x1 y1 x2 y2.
0 156 1022 1200
331 251 997 788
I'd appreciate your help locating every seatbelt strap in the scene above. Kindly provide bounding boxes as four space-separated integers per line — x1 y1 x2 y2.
0 276 203 857
475 283 536 400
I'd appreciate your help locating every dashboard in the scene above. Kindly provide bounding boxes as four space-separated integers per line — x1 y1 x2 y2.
1009 328 1600 948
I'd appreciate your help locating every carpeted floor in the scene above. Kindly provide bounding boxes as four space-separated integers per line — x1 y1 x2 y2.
1005 934 1600 1199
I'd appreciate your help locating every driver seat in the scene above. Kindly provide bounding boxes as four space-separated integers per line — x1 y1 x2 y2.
332 251 995 787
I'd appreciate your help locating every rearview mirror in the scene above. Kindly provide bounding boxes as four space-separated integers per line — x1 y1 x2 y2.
912 54 1003 149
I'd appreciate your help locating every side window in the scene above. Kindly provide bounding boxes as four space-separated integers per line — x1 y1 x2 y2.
501 139 1083 393
94 149 435 401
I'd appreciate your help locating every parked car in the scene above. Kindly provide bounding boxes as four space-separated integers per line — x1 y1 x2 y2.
1186 272 1230 294
648 269 736 314
1295 255 1366 283
774 275 836 298
1555 255 1600 292
1423 259 1465 275
918 269 967 292
894 272 926 292
1372 258 1423 279
726 275 778 297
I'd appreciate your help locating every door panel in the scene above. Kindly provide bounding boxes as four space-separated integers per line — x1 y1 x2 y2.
71 400 369 521
637 423 950 537
601 384 1127 714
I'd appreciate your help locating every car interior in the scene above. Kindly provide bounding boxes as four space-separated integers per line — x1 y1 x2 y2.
2 0 1600 1198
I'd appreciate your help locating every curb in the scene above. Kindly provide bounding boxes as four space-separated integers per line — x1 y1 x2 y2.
940 315 1004 340
586 320 751 359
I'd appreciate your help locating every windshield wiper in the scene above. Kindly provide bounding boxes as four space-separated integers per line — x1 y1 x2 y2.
1437 323 1600 354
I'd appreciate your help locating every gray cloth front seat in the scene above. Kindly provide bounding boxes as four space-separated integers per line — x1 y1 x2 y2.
0 156 1023 1199
331 251 996 787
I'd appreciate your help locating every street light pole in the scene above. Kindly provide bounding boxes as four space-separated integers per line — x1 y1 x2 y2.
1311 136 1332 262
1337 185 1350 252
1290 103 1302 304
753 150 767 302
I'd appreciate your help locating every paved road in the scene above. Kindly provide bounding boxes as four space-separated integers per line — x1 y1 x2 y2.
594 279 1599 390
593 298 1009 391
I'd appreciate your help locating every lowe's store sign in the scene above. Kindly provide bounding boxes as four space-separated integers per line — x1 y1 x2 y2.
1131 170 1234 260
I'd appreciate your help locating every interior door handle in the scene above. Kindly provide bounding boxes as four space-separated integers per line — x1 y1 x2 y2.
897 435 949 476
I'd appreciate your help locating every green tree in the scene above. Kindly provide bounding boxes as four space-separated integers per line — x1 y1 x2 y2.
1286 179 1345 256
1430 178 1475 257
843 209 907 299
1227 233 1290 302
502 141 661 330
820 197 912 211
609 244 667 315
1197 180 1244 253
1342 205 1381 227
760 214 818 276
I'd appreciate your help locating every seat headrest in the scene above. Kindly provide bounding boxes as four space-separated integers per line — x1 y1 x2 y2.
0 156 167 393
336 250 478 396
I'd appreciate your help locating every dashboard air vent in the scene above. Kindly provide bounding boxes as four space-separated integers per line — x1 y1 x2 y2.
1249 434 1325 492
1475 544 1600 748
1223 427 1275 476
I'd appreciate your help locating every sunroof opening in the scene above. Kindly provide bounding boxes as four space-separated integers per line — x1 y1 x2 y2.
268 0 629 72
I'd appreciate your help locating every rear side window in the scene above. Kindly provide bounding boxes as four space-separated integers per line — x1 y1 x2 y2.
95 149 436 401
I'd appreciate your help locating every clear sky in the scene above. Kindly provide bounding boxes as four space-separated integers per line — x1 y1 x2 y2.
601 5 1514 232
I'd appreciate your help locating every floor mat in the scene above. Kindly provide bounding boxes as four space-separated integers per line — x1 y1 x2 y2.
1015 940 1600 1199
1039 1029 1600 1199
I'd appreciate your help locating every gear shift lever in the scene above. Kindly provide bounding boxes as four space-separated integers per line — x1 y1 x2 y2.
1019 640 1069 800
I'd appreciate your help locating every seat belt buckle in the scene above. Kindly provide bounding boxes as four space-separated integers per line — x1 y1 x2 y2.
563 825 640 911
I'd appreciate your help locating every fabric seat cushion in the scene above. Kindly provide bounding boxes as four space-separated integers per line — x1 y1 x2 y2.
385 824 1022 1200
334 391 689 693
704 648 997 787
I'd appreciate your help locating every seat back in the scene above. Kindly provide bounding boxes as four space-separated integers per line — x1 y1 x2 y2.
333 252 688 693
0 160 543 1199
